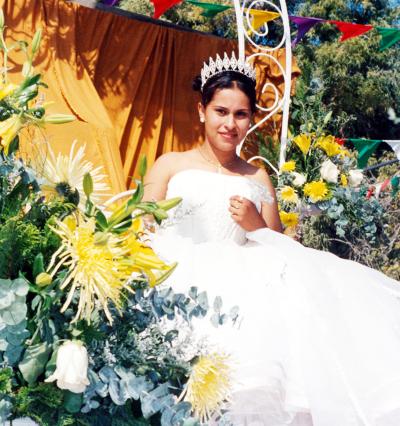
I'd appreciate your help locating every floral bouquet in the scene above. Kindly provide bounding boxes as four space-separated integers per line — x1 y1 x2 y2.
0 13 234 426
277 132 364 234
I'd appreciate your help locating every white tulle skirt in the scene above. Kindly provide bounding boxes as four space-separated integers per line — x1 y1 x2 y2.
152 228 400 426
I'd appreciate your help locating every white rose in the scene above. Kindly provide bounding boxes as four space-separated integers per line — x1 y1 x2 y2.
348 169 363 187
320 159 339 183
291 172 306 187
45 341 90 393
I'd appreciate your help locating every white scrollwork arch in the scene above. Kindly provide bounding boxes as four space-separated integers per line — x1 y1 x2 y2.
233 0 292 172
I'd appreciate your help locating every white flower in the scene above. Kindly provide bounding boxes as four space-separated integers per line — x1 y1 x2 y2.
320 159 339 183
31 140 109 208
291 172 306 187
45 340 90 393
348 169 363 187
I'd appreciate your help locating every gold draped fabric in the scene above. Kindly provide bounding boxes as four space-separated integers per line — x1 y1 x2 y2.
2 0 299 191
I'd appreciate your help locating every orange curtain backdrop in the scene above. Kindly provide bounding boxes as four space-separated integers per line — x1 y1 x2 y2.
1 0 126 195
2 0 299 191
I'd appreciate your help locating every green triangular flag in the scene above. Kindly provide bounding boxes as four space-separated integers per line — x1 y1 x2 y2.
377 27 400 51
347 138 382 168
187 0 231 18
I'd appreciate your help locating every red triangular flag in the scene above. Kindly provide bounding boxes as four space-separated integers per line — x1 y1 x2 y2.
151 0 182 18
329 21 373 42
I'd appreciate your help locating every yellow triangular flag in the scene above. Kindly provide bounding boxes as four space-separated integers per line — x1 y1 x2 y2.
245 9 280 33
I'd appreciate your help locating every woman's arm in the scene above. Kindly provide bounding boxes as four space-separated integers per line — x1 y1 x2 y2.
228 168 282 233
143 153 177 201
256 169 283 233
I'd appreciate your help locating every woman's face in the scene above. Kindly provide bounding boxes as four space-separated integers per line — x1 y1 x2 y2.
199 85 252 152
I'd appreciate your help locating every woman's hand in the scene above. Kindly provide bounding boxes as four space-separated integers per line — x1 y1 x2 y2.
229 195 267 232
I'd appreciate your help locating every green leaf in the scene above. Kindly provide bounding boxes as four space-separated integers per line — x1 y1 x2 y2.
18 342 51 385
2 302 27 325
0 399 12 423
33 253 45 277
31 28 42 55
0 9 4 30
63 390 83 413
323 111 332 125
138 155 147 178
95 210 108 230
11 277 29 296
128 182 144 205
83 172 93 198
16 73 41 93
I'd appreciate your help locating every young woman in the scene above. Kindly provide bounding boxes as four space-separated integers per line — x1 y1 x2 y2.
144 53 400 426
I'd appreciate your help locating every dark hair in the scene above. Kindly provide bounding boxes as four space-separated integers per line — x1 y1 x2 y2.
192 71 257 114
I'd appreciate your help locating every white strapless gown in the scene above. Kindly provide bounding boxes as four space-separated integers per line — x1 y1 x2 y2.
151 169 400 426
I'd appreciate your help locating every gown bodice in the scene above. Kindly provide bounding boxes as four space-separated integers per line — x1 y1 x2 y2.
163 168 273 245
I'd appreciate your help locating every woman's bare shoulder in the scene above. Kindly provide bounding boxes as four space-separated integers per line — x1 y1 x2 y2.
239 161 276 193
149 151 191 178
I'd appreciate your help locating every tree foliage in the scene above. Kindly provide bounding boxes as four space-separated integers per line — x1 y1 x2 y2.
291 0 400 138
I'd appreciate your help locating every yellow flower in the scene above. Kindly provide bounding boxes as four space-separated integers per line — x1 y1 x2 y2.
0 115 23 155
280 186 298 204
0 82 17 101
47 214 176 323
280 160 296 172
303 180 329 202
293 134 311 155
32 140 109 208
47 215 132 324
316 135 343 157
122 222 177 288
180 353 232 423
340 174 348 187
279 211 299 228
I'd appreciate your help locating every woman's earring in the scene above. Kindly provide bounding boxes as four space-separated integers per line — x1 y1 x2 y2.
200 117 205 123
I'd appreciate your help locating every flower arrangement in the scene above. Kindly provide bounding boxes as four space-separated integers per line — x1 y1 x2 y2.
277 132 364 233
0 13 234 426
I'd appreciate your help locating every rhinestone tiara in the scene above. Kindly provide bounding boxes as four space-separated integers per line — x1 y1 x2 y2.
200 51 256 91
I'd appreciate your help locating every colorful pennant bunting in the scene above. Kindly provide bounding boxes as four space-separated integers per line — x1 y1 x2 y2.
347 138 382 168
187 0 231 18
289 16 325 46
245 9 280 32
329 21 373 42
377 27 400 50
151 0 182 19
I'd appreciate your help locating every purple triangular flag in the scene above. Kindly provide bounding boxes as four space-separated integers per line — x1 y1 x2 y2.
289 16 325 46
102 0 119 5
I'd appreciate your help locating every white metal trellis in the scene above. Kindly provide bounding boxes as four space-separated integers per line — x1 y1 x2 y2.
233 0 292 172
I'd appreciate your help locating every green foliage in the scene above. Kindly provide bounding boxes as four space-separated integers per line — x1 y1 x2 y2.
300 177 399 280
0 218 42 278
291 0 400 138
0 367 12 394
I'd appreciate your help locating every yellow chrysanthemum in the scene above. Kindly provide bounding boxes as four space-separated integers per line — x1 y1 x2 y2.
341 174 348 187
303 180 329 202
280 160 296 172
180 353 232 423
279 211 299 228
280 186 298 204
316 135 343 157
47 214 176 323
0 115 23 155
47 215 135 324
293 134 311 155
32 140 109 208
